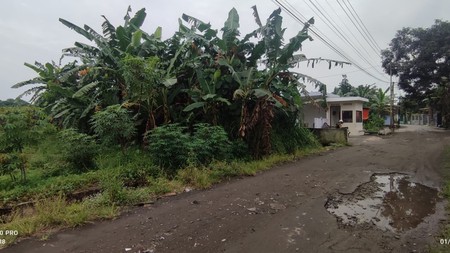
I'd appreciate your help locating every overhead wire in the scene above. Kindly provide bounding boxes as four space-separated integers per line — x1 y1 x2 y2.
320 0 377 60
316 64 384 79
337 0 387 77
336 0 380 57
303 0 382 77
345 0 382 52
272 0 389 83
278 0 360 65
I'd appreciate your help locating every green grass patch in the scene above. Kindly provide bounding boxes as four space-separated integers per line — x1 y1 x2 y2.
0 195 118 249
0 144 325 248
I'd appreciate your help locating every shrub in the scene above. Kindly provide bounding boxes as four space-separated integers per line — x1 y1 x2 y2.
145 124 191 174
59 129 98 172
100 173 126 205
90 105 136 153
230 139 250 161
119 164 160 187
272 125 320 154
364 114 384 131
190 123 231 165
146 123 233 173
0 153 26 181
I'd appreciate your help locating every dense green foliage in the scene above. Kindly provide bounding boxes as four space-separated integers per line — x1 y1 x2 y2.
0 107 51 181
145 124 191 171
363 114 385 132
90 104 136 152
59 128 98 172
382 20 450 128
146 123 232 173
13 6 342 159
0 99 29 107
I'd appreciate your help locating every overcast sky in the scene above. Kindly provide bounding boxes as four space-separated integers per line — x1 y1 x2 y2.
1 0 450 100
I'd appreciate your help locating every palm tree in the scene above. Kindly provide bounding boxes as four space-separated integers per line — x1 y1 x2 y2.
371 87 390 117
350 84 376 99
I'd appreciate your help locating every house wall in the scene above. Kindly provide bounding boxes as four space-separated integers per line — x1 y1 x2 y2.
410 114 428 125
302 103 327 128
327 102 365 136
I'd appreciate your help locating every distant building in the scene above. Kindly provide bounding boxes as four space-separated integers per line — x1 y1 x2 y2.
302 92 369 136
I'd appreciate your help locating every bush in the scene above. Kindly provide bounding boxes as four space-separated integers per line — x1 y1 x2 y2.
59 129 98 172
0 107 51 152
0 153 26 181
272 126 320 154
364 114 384 131
146 123 232 173
190 123 231 165
90 105 136 153
100 173 126 205
119 163 160 187
145 124 191 173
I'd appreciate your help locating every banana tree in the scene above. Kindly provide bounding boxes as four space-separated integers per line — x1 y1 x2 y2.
183 69 231 125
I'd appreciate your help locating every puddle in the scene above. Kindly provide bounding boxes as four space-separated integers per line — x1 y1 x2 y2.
325 173 441 232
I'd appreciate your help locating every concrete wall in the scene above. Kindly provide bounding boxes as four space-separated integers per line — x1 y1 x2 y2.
410 114 428 125
310 128 348 145
302 103 327 128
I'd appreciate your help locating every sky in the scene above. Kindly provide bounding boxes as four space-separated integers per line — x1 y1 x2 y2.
1 0 450 101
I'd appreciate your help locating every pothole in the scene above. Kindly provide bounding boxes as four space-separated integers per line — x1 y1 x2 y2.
325 173 442 232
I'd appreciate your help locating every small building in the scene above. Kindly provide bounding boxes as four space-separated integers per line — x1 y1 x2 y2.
302 92 369 136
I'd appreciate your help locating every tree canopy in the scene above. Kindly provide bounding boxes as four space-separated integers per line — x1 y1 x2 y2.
381 20 450 127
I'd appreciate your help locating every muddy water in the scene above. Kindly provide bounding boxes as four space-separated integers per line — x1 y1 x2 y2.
325 173 441 232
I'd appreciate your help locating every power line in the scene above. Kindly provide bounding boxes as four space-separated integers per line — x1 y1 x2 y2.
345 0 382 51
320 0 378 60
320 0 388 78
279 0 360 66
336 0 380 57
316 64 384 79
303 0 381 76
337 0 387 78
272 0 389 83
276 0 388 83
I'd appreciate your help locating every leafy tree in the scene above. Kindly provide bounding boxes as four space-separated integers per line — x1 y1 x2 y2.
0 107 46 153
13 7 165 132
381 20 450 127
333 75 354 96
0 99 29 107
0 153 26 181
349 84 376 99
0 107 48 181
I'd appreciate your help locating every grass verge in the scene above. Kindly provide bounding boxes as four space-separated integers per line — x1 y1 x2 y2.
0 145 327 248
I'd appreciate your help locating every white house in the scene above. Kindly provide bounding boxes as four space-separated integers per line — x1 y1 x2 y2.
302 92 369 136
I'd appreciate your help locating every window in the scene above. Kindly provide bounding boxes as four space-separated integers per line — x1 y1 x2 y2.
342 111 353 123
356 110 362 123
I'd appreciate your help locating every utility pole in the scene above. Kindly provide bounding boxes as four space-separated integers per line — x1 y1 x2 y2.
390 64 394 133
